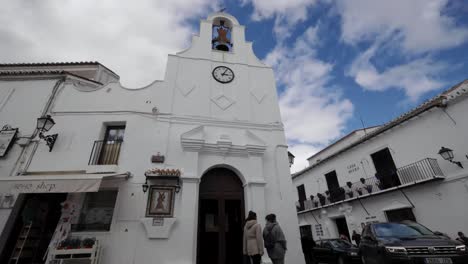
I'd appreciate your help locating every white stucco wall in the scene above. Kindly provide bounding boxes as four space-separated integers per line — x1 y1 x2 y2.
294 92 468 240
0 12 304 264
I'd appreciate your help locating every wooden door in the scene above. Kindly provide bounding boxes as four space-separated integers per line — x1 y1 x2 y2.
197 168 244 264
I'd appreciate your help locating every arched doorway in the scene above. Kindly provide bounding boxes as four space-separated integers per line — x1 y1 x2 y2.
197 168 244 264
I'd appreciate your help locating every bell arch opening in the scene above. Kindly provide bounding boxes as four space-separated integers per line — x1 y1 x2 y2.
196 167 244 264
212 17 233 52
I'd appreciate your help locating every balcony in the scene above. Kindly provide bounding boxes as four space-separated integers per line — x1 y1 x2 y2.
297 158 445 213
87 140 123 173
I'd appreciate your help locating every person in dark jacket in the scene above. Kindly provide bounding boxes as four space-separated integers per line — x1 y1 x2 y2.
352 230 361 246
263 214 287 264
300 233 315 264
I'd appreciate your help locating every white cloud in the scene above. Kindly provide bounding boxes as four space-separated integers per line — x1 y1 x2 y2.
0 0 217 87
348 43 447 101
289 143 321 173
336 0 467 100
265 26 354 172
336 0 468 53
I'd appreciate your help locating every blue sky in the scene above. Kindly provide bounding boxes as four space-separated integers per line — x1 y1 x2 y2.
1 0 468 172
217 0 468 171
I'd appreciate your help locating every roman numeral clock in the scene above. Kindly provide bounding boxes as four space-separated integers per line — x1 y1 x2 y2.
212 66 234 84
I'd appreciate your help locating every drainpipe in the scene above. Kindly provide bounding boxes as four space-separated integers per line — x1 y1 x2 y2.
11 77 66 176
0 77 66 261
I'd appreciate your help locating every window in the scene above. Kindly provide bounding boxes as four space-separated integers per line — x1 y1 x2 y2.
385 208 416 222
315 224 324 237
89 125 125 165
370 148 400 189
373 222 434 238
72 190 118 232
297 184 306 210
324 171 345 202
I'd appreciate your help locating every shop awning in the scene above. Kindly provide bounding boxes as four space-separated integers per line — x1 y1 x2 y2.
0 172 130 195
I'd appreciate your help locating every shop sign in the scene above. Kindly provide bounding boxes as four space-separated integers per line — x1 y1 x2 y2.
347 163 360 174
0 126 18 157
12 181 57 193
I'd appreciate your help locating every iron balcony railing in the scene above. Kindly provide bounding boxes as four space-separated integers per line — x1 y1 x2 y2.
88 140 123 165
298 158 444 212
397 158 444 185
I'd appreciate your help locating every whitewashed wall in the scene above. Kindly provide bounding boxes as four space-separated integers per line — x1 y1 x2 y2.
294 92 468 240
0 12 304 264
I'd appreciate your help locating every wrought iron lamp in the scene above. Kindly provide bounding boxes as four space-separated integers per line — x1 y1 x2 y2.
36 115 58 152
288 151 295 167
142 179 149 193
438 146 463 168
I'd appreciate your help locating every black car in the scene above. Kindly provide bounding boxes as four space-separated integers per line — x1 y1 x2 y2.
312 239 360 264
360 221 468 264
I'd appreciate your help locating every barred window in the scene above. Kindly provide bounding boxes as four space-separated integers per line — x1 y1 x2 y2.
72 190 118 232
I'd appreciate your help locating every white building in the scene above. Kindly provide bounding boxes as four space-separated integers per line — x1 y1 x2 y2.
0 12 304 264
292 79 468 242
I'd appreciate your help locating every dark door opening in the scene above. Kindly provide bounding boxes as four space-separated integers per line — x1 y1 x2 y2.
325 171 344 202
197 168 244 264
334 217 350 240
371 148 400 189
300 225 314 264
385 208 416 222
1 193 67 264
297 185 306 210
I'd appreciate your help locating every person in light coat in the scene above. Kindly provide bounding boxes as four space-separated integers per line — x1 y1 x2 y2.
243 211 264 264
263 214 287 264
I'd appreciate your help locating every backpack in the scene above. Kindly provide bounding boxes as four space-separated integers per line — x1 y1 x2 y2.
264 227 276 249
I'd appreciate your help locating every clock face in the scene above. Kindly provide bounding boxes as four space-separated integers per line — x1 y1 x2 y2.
212 66 234 84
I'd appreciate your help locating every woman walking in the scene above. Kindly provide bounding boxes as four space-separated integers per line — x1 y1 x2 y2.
243 211 264 264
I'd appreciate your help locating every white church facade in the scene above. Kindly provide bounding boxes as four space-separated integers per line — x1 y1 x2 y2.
292 79 468 242
0 12 304 264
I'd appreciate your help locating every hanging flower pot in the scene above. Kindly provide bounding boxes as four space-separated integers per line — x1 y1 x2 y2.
356 188 363 196
360 178 366 184
346 181 353 188
317 193 326 206
365 184 373 193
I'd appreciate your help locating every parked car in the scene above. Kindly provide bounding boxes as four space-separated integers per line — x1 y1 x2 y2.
312 239 360 264
360 221 468 264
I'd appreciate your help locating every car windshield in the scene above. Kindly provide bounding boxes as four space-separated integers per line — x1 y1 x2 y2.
329 240 353 248
374 222 435 237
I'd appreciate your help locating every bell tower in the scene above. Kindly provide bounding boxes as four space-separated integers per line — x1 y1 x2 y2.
156 12 304 264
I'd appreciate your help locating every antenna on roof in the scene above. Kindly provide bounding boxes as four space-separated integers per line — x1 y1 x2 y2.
358 111 368 135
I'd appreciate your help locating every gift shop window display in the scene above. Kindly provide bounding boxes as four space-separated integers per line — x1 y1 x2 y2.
0 193 67 264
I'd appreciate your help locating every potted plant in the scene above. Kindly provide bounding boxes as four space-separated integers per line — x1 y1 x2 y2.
57 239 69 250
325 190 331 202
365 184 373 193
310 195 318 207
82 238 95 248
360 178 366 184
356 187 363 196
317 193 326 206
69 238 81 249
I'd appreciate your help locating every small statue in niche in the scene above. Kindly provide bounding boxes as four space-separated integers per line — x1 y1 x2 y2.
212 20 232 51
156 192 166 211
